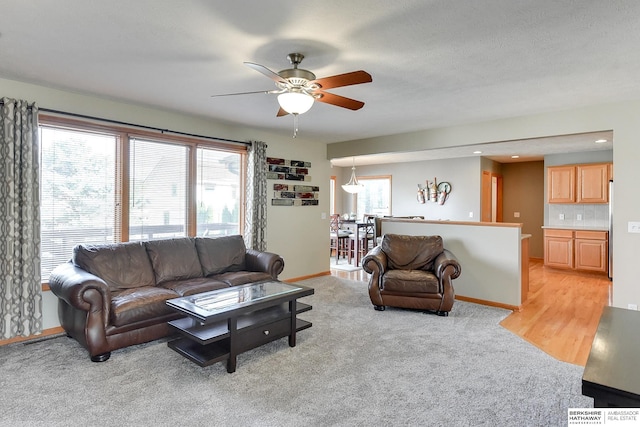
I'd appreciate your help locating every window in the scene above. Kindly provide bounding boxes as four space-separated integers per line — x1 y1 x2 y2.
196 147 242 236
129 138 188 240
38 117 245 280
356 176 391 218
40 126 118 279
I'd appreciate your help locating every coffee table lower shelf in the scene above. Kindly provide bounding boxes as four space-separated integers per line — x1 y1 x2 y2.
168 338 230 367
167 301 312 370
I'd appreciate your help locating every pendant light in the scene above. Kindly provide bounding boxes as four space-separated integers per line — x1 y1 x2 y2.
342 158 364 193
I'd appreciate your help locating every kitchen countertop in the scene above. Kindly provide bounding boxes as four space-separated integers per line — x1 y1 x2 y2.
541 225 608 231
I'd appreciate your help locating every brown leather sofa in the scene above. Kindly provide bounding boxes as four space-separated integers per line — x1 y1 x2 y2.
48 235 284 362
362 234 461 316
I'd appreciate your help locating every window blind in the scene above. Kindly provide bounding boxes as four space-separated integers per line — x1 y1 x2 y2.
40 126 117 279
196 147 241 236
129 138 188 241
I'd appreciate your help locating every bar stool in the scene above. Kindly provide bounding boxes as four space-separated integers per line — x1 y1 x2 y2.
330 214 350 263
348 214 376 266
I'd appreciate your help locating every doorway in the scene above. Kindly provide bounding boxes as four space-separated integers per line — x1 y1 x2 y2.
481 170 503 223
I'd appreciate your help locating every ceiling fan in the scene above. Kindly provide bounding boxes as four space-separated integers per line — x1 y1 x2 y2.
212 53 372 118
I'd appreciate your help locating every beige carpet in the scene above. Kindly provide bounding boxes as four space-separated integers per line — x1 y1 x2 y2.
0 275 591 426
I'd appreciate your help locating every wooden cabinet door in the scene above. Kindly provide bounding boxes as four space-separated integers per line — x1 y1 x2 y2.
577 163 609 203
547 166 575 203
544 230 574 269
575 239 607 272
575 231 608 273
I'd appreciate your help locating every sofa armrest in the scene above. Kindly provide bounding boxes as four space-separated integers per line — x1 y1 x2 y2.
362 246 387 307
48 261 111 317
362 246 386 276
434 250 461 281
362 246 388 287
245 249 285 279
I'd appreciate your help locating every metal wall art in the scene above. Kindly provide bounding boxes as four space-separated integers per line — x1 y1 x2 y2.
266 157 312 181
417 177 451 205
267 157 318 206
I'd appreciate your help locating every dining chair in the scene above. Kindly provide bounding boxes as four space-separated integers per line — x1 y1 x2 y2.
330 214 350 263
348 214 376 266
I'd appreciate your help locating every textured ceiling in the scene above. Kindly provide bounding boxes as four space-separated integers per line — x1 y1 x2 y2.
0 1 635 160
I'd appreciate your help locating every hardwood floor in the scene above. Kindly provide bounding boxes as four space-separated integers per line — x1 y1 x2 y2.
500 259 611 366
331 258 612 366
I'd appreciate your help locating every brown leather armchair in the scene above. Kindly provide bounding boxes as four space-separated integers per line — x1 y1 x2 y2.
362 234 461 316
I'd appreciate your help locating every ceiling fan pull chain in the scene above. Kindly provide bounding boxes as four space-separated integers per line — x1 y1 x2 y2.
293 113 299 138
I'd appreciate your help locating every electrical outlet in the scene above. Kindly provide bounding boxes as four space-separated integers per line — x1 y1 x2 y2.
514 212 520 218
559 213 565 220
629 304 638 311
321 212 327 220
469 212 474 218
629 222 640 233
577 214 582 221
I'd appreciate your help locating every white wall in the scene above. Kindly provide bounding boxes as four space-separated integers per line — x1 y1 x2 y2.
263 139 331 280
340 156 482 221
328 100 640 310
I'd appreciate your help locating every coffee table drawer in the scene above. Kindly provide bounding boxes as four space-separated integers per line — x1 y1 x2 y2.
236 318 291 353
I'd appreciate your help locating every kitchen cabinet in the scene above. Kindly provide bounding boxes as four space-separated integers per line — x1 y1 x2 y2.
576 164 609 203
547 166 575 203
547 163 611 204
543 229 608 273
544 229 574 269
575 231 608 272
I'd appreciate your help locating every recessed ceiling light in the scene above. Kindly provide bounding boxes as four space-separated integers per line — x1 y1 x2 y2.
473 150 482 154
595 139 607 144
511 155 520 159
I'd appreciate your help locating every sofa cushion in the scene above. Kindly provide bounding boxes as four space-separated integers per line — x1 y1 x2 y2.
110 287 178 327
211 271 272 287
382 269 440 294
73 241 155 290
145 238 203 285
158 277 230 296
195 235 247 276
381 234 444 271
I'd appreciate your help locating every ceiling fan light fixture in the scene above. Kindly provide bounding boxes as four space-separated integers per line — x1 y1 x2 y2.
277 91 314 115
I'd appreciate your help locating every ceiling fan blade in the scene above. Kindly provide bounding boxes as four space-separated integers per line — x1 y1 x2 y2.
276 107 289 117
211 90 278 97
311 70 372 90
313 91 365 110
244 62 287 84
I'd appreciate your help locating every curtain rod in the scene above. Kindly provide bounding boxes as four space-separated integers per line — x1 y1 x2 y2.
40 108 251 146
1 100 250 146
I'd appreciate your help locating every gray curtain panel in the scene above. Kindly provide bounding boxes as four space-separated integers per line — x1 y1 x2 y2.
244 140 267 251
0 97 42 339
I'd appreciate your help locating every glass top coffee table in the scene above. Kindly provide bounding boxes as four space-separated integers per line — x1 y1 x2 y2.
166 280 313 373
